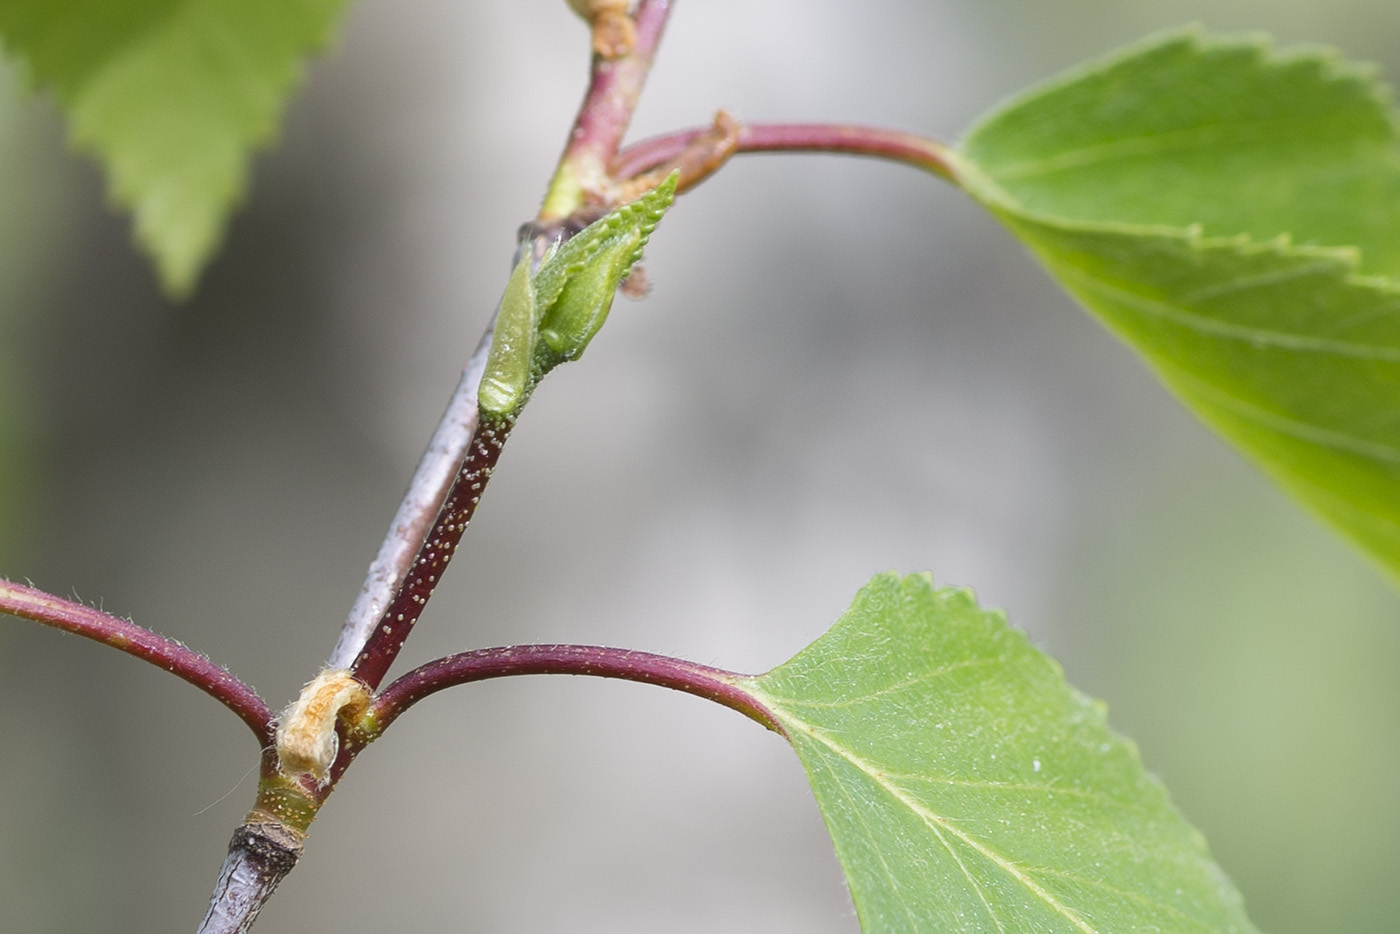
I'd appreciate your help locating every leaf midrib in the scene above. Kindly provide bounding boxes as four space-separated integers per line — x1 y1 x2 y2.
977 113 1375 184
764 656 1004 711
769 709 1099 934
781 714 1225 932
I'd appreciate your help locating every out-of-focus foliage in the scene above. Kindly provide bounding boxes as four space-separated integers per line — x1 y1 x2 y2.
0 0 351 295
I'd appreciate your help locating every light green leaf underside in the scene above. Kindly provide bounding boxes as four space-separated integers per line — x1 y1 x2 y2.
953 29 1400 586
0 0 350 295
741 573 1255 934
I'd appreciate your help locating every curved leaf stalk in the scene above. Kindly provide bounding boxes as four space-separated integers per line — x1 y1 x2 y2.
363 643 782 735
0 578 272 740
607 110 741 202
611 121 957 186
197 641 779 934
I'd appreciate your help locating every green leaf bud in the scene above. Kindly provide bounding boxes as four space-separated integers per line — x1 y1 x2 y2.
478 246 539 415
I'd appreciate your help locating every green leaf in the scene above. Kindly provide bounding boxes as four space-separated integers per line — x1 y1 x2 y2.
534 171 678 360
0 0 350 296
949 29 1400 586
739 573 1256 934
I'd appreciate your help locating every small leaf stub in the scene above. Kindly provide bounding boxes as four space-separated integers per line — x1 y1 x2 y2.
534 172 678 361
275 669 371 786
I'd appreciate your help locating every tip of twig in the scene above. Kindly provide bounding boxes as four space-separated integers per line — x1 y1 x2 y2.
592 11 637 58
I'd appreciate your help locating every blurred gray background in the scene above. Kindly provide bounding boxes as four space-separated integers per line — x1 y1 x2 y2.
1 1 1398 931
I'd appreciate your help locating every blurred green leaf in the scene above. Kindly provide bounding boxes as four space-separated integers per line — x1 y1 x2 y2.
951 29 1400 586
0 0 350 296
739 572 1256 933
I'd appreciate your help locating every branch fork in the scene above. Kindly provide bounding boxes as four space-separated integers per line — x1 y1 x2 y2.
0 2 970 930
274 669 372 786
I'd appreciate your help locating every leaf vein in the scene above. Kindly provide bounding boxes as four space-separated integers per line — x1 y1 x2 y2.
1054 261 1400 363
1165 366 1400 465
1031 866 1220 932
924 817 1011 934
882 773 1136 810
1176 259 1351 305
762 656 1007 710
984 117 1361 183
786 718 1099 934
824 755 928 933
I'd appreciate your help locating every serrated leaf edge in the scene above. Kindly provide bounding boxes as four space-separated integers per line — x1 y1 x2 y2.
949 147 1400 330
742 573 1241 934
956 26 1398 153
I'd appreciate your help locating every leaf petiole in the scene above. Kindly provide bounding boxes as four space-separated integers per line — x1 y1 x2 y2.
0 578 273 741
612 121 958 186
361 643 780 737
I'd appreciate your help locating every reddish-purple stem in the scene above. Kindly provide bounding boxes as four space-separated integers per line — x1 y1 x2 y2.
571 0 671 159
204 4 686 930
349 415 514 690
347 2 680 687
330 331 494 669
370 643 782 734
0 579 273 741
542 0 674 217
611 122 957 185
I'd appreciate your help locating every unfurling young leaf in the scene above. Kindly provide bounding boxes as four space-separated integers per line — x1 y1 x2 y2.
737 573 1257 934
947 29 1400 587
534 171 678 360
476 173 678 416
